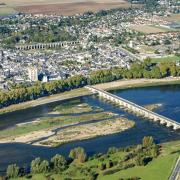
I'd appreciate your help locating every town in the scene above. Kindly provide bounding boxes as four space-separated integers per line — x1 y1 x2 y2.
0 0 180 179
0 0 179 91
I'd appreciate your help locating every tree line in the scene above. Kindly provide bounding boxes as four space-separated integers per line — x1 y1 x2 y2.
0 60 180 108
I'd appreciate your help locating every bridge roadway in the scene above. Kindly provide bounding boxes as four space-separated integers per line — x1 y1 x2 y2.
86 86 180 130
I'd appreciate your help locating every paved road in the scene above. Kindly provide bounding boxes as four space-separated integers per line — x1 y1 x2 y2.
169 157 180 180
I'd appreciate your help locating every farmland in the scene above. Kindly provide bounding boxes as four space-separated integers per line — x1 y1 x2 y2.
0 0 132 16
130 25 174 34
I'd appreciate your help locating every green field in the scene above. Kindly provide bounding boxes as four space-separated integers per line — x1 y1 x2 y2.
99 154 178 180
150 55 180 63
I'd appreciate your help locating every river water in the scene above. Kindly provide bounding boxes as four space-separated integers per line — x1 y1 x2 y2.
0 84 180 172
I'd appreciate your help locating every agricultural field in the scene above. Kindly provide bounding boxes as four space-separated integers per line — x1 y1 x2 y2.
137 45 155 54
0 0 132 16
131 25 174 34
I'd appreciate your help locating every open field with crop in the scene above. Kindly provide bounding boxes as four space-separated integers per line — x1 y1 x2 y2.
131 25 174 34
2 0 127 6
0 0 132 16
15 2 131 15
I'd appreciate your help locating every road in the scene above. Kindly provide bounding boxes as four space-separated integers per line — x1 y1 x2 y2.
169 156 180 180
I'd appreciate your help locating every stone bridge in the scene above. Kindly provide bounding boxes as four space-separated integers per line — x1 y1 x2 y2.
86 86 180 130
15 41 80 50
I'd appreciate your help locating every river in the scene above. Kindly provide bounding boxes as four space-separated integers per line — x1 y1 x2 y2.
0 84 180 172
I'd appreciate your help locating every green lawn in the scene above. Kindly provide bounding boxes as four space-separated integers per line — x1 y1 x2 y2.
98 153 178 180
150 55 180 63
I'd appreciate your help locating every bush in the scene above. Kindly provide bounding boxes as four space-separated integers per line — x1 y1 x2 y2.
123 163 135 169
106 161 113 168
108 147 119 154
98 163 106 170
135 155 152 166
123 153 136 161
102 167 122 176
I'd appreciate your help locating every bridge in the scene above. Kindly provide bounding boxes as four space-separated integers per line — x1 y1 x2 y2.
15 41 80 50
86 86 180 130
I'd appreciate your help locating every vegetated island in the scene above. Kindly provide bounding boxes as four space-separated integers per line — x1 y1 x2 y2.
0 101 134 147
36 117 135 147
144 103 163 111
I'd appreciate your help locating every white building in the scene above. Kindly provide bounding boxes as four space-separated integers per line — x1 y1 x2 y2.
28 67 38 82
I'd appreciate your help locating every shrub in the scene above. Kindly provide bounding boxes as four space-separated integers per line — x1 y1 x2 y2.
108 147 119 154
123 163 135 169
106 161 113 168
98 163 106 170
102 167 122 176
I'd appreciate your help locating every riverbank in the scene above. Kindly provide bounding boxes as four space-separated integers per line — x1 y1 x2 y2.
0 77 180 115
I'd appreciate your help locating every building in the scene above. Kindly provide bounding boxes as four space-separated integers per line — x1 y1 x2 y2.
28 67 38 82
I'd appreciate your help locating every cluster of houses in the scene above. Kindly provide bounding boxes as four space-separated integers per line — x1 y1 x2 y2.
0 0 179 90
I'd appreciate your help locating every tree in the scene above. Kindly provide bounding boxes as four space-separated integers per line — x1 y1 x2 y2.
151 144 159 157
69 147 87 163
142 136 154 147
39 160 49 173
51 154 67 172
6 164 19 178
31 157 41 174
31 158 50 174
150 66 162 78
